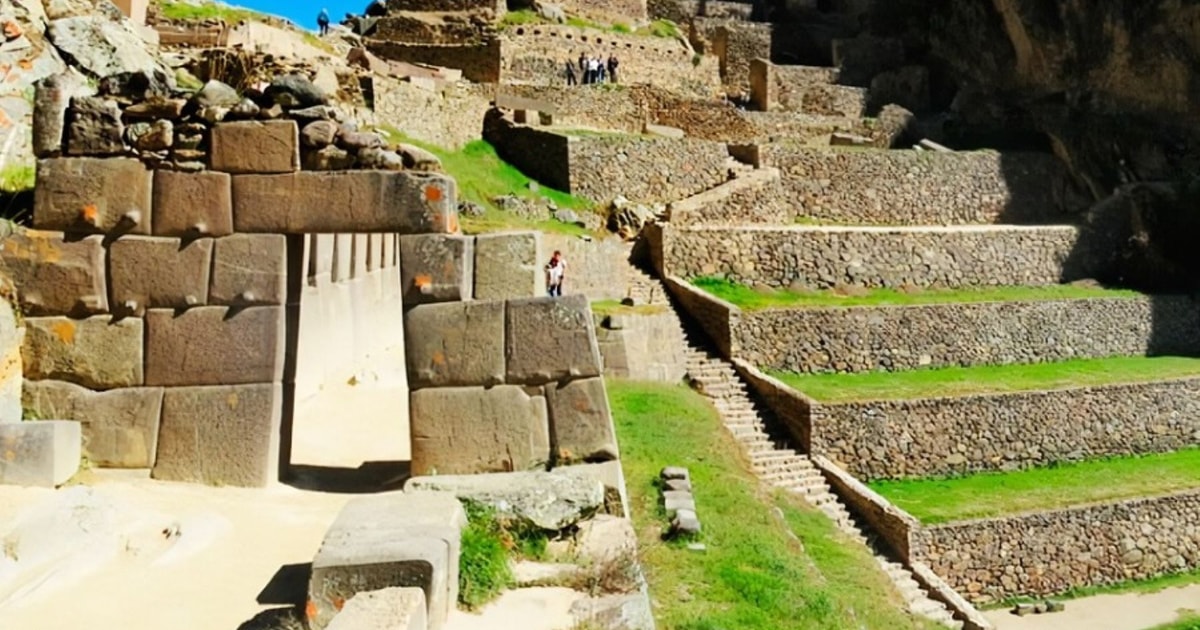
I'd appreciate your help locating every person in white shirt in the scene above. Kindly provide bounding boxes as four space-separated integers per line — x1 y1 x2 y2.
545 250 566 297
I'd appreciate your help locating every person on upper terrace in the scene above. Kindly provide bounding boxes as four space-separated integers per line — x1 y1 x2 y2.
317 8 330 35
606 54 619 84
565 58 577 86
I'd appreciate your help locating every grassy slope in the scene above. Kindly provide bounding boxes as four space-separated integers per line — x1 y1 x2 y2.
772 356 1200 403
692 277 1143 310
870 448 1200 524
156 0 266 23
609 380 935 630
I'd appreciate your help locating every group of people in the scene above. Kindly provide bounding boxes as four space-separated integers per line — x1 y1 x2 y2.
565 53 620 86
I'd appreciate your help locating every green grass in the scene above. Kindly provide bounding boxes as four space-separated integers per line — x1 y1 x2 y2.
0 163 34 193
771 356 1200 403
500 9 678 38
691 276 1145 310
591 299 667 317
870 448 1200 524
991 568 1200 611
156 0 266 23
459 503 514 609
609 380 936 630
1148 612 1200 630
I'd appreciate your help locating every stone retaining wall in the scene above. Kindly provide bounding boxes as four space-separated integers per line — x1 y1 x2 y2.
668 167 789 226
750 59 838 112
595 310 687 382
658 274 737 356
370 77 492 149
542 233 630 300
366 40 503 83
913 489 1200 603
710 22 771 95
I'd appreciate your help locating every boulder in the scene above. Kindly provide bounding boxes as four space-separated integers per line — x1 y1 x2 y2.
302 145 355 170
301 120 339 148
47 16 172 98
396 143 442 172
357 147 404 170
191 80 240 109
126 119 173 152
337 130 384 151
405 470 605 531
264 73 327 108
67 96 123 156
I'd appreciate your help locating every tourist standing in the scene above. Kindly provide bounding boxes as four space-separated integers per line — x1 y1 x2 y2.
317 8 330 35
596 56 606 83
546 251 566 297
607 55 619 84
565 59 577 85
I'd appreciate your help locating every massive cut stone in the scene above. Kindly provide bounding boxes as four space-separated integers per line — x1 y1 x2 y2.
398 234 473 304
33 70 94 158
409 385 549 476
22 316 143 389
546 377 618 463
209 120 300 174
232 171 457 233
0 229 107 316
152 383 281 487
326 588 427 630
209 234 288 305
109 236 213 314
406 470 605 531
67 96 124 156
46 15 172 98
22 380 163 468
152 170 234 237
506 296 602 384
34 157 152 234
404 301 503 388
310 492 465 630
558 461 629 517
145 306 284 386
0 420 81 487
474 231 543 300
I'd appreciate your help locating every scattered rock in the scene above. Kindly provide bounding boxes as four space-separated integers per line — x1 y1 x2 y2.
396 143 442 171
554 208 582 225
191 80 240 109
300 120 339 148
289 104 340 121
302 145 355 170
127 119 172 151
357 146 404 170
226 98 261 120
263 73 326 108
536 1 566 23
406 470 605 531
670 509 701 537
458 201 485 217
48 16 172 98
123 98 186 119
337 130 384 151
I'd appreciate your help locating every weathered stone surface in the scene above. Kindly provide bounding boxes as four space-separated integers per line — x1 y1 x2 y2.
67 96 123 156
670 509 701 536
152 170 233 236
232 171 457 233
302 145 355 170
397 143 442 171
152 383 281 487
399 234 473 304
209 234 287 305
558 461 628 517
572 514 637 563
505 296 602 384
570 593 654 630
0 300 21 423
326 588 427 630
474 231 542 300
34 158 152 234
0 421 81 487
0 229 107 316
300 120 338 148
33 70 94 157
409 386 549 476
357 147 404 171
126 119 173 151
546 377 618 463
663 490 695 514
144 306 284 386
406 470 604 530
311 492 464 630
23 316 143 389
660 467 689 481
209 120 300 174
109 236 213 314
46 16 172 98
192 80 240 109
265 73 327 108
404 301 503 388
22 380 162 468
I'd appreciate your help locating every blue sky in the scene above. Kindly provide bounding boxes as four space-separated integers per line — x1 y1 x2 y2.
235 0 358 30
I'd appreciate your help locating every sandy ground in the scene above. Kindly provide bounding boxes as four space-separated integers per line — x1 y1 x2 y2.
987 585 1200 630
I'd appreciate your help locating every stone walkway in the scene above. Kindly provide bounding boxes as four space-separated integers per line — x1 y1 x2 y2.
985 585 1200 630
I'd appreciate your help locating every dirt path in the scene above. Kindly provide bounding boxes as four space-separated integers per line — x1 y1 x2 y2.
986 585 1200 630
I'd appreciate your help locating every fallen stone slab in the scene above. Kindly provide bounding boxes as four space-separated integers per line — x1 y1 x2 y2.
670 509 701 537
663 478 691 492
663 490 695 515
404 300 504 388
570 592 655 630
406 470 604 531
557 461 629 517
409 385 549 475
505 296 603 384
326 587 427 630
0 229 108 316
34 157 152 234
22 315 143 389
545 377 619 463
0 420 81 487
660 467 689 482
22 380 163 468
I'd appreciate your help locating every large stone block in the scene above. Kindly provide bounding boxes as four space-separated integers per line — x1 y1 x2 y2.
232 171 457 233
410 385 550 475
109 236 213 314
0 300 21 423
326 588 427 630
474 231 543 300
505 296 602 384
209 120 300 174
152 383 281 487
23 316 143 389
0 230 107 316
0 420 81 487
210 234 288 305
22 380 163 468
404 301 503 388
34 158 152 234
67 96 124 156
546 377 618 463
311 491 465 630
152 170 234 237
399 234 473 305
33 71 95 158
145 306 284 386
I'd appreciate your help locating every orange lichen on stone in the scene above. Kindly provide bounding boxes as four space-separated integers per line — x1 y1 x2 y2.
431 350 446 365
446 213 459 233
305 600 317 619
17 58 31 70
51 320 75 344
3 21 22 39
80 204 99 224
413 274 432 288
226 392 240 410
424 185 443 202
333 597 345 611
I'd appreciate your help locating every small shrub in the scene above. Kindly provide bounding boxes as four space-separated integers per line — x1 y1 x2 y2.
691 53 702 67
459 503 513 609
612 22 631 33
0 163 34 194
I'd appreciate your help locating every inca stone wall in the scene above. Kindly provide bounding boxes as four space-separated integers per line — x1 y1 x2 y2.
709 22 771 95
370 77 492 149
367 40 503 83
653 224 1112 290
595 309 687 382
758 144 1069 225
913 490 1200 603
668 167 789 226
545 0 649 26
750 59 839 112
541 232 630 300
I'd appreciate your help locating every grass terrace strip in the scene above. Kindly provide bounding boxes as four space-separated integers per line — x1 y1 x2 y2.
608 380 938 630
692 276 1144 310
870 448 1200 524
770 355 1200 403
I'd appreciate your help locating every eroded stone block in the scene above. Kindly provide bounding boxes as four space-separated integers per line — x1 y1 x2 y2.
152 170 234 237
474 231 542 300
209 120 300 174
0 420 81 487
404 301 503 388
33 71 95 158
145 306 284 386
151 383 281 487
232 171 457 233
23 316 143 389
109 236 213 314
0 230 107 316
67 96 124 156
22 380 163 468
399 234 473 304
410 385 549 475
326 588 427 630
506 296 602 384
546 377 618 463
34 158 152 234
210 234 287 305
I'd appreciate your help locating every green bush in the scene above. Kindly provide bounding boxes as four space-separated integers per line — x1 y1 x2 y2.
458 503 513 609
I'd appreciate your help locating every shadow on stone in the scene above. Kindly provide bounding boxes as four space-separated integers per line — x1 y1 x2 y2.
235 606 305 630
257 562 312 606
284 460 410 494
